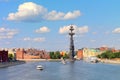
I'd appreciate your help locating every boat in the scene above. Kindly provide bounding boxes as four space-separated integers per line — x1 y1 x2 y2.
36 65 44 70
62 60 66 64
90 57 98 63
86 56 98 63
61 57 66 64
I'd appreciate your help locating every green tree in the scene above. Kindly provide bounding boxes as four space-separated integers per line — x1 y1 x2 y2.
114 52 120 58
100 52 108 58
63 53 69 59
97 55 101 58
97 50 119 59
8 54 14 60
109 53 115 59
50 52 54 59
55 51 61 59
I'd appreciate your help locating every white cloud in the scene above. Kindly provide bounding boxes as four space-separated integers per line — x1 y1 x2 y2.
33 38 45 42
0 27 18 39
23 37 45 42
59 26 69 34
23 37 31 41
101 45 108 47
90 39 96 42
112 28 120 33
59 25 88 34
77 26 88 34
35 26 50 33
64 10 81 20
7 2 81 22
0 27 6 32
45 10 65 20
7 2 47 22
46 10 80 20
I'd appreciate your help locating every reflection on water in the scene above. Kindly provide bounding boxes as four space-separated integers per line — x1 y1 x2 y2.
0 61 120 80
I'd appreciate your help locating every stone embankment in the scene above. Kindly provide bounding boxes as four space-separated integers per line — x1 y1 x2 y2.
0 61 25 68
18 59 72 62
18 59 62 62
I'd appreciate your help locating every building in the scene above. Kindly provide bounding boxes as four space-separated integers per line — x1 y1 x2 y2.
16 48 24 59
83 48 101 58
0 50 8 62
77 49 83 60
99 47 119 53
99 47 108 51
16 48 50 60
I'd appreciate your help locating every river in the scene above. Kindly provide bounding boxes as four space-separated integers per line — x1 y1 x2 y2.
0 61 120 80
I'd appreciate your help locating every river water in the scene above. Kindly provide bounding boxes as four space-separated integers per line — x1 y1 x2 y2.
0 61 120 80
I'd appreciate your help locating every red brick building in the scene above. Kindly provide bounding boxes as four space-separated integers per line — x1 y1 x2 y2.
16 48 50 60
99 47 118 53
0 50 8 62
16 48 24 59
77 49 83 60
99 47 108 51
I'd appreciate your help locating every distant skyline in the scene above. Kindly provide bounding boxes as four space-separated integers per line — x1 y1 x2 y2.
0 0 120 51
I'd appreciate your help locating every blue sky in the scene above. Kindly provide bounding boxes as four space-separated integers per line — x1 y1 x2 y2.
0 0 120 51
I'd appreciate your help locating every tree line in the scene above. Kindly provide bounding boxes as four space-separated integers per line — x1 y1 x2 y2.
97 50 120 59
49 51 69 59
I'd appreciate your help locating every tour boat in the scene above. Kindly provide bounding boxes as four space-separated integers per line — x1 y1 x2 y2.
36 65 44 70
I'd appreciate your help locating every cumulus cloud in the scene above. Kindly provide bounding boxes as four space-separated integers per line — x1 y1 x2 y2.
64 10 80 20
59 25 88 34
7 2 47 22
46 10 80 20
35 26 50 33
23 37 45 42
112 28 120 33
0 27 18 39
7 2 81 22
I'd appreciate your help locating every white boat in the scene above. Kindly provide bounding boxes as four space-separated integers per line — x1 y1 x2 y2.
86 57 98 63
61 57 66 64
62 60 66 64
90 57 98 63
36 65 44 70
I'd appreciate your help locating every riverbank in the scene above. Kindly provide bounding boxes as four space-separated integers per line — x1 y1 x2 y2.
98 58 120 64
0 61 26 68
17 59 61 62
17 59 74 62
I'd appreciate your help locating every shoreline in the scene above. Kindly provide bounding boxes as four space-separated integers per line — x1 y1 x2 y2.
17 59 75 62
16 59 120 64
17 59 62 62
98 59 120 64
1 58 120 68
0 61 25 68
